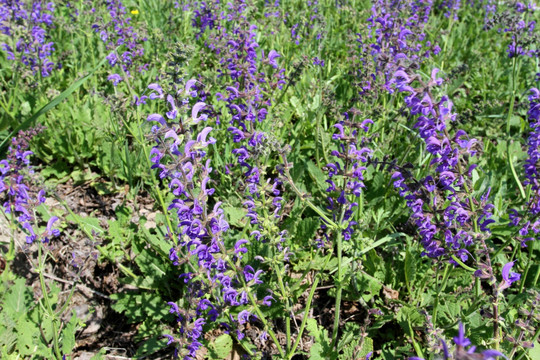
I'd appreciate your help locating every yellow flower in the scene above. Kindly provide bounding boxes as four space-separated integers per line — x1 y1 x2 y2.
131 9 139 15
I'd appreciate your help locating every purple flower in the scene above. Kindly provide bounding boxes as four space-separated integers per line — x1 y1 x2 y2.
501 261 521 289
453 322 472 347
192 102 207 123
107 73 122 86
93 0 148 75
148 83 164 100
163 334 175 345
167 302 180 316
237 310 251 325
234 239 248 256
267 49 280 68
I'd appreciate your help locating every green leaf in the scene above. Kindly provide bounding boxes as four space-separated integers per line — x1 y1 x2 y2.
110 292 169 323
135 335 168 357
207 334 233 359
358 337 374 358
306 318 321 338
0 313 17 351
397 306 423 334
404 248 417 289
290 96 305 117
294 217 320 243
309 93 321 111
354 273 382 303
61 312 80 355
132 240 170 289
4 278 30 317
223 206 246 227
306 318 335 360
0 48 114 151
66 213 104 236
141 229 169 260
309 343 326 360
306 160 327 193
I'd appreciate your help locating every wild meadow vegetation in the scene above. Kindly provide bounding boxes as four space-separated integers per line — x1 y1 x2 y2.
0 0 539 359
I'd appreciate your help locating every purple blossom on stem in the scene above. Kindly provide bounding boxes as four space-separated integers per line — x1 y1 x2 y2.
146 77 273 356
0 127 60 245
410 322 506 359
387 66 493 262
91 0 148 76
0 0 58 77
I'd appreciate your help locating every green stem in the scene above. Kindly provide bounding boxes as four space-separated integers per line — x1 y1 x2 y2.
451 255 476 272
519 244 534 294
409 317 424 359
275 264 291 354
533 261 540 288
331 209 347 349
246 290 285 359
508 147 527 199
37 243 62 360
506 56 518 134
56 266 84 317
288 253 331 359
331 231 343 348
6 206 16 264
433 263 451 326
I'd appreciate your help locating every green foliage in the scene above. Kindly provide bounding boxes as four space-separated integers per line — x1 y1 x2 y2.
206 334 234 359
0 276 82 359
306 318 336 360
1 0 540 359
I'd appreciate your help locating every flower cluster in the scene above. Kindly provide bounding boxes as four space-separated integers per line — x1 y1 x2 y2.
191 0 218 38
509 88 540 246
0 127 60 244
439 0 461 20
410 323 505 360
0 0 58 77
91 0 148 79
201 1 287 226
352 0 439 100
287 0 326 46
321 111 373 245
389 67 494 261
147 79 274 358
484 4 539 58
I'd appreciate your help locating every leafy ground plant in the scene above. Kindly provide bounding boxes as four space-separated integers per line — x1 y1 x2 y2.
1 0 540 359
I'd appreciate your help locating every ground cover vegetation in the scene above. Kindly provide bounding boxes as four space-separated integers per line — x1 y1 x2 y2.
0 0 539 359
